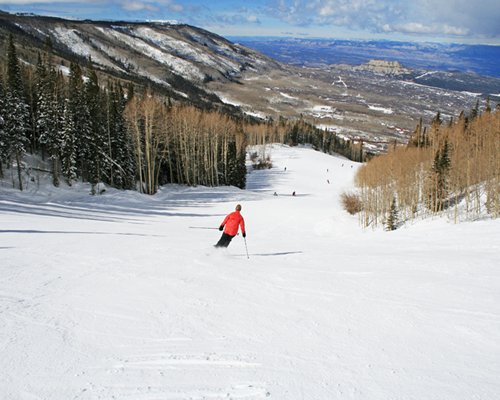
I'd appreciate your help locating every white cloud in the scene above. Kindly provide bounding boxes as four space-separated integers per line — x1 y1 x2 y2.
246 15 259 23
122 1 158 12
0 0 97 3
319 5 334 17
384 22 469 36
270 0 499 40
169 3 183 12
120 0 183 14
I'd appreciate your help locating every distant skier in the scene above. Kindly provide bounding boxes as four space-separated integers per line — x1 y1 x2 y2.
292 191 296 196
215 204 246 248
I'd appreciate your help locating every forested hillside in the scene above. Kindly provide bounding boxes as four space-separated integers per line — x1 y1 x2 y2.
354 106 500 228
0 34 361 193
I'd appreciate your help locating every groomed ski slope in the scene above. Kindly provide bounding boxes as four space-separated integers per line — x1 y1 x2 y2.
1 144 499 399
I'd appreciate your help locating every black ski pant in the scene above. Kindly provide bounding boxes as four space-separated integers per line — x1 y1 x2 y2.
215 233 235 248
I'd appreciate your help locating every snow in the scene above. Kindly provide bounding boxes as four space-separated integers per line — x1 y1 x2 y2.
1 145 500 399
332 76 348 88
51 27 117 70
368 105 394 114
279 92 298 100
312 105 334 113
95 27 205 82
460 91 482 97
146 20 181 25
415 71 439 79
129 27 240 74
216 94 243 107
244 110 267 119
309 105 345 121
57 65 70 77
56 65 90 83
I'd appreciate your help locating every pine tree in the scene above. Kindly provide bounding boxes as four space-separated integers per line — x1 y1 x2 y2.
429 139 451 212
67 62 92 184
60 99 77 184
107 82 135 189
0 76 6 178
458 110 468 132
470 99 480 120
36 52 62 186
84 60 107 193
4 34 30 190
408 117 423 148
386 196 399 231
225 134 247 189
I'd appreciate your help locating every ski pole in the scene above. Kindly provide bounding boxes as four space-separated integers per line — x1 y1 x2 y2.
244 237 249 259
188 226 219 230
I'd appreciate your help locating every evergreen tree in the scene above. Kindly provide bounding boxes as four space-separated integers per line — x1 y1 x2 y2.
67 62 92 184
386 196 399 231
470 99 480 120
107 82 135 189
429 139 451 212
4 34 30 190
225 131 247 189
458 110 468 132
85 60 107 193
0 76 6 178
408 117 423 148
60 99 77 184
126 82 134 101
36 52 62 186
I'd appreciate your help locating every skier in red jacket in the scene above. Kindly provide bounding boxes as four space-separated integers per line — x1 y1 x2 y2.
215 204 246 248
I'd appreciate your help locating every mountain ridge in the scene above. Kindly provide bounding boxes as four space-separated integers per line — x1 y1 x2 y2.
0 11 280 113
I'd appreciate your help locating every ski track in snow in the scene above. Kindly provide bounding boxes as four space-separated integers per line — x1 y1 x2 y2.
1 145 500 399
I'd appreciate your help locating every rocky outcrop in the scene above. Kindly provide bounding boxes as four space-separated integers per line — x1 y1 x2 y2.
354 60 412 76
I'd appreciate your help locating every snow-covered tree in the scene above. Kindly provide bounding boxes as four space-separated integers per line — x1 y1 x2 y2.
85 60 108 193
36 51 63 186
67 62 92 184
60 99 77 184
106 82 135 189
4 34 30 190
0 76 7 178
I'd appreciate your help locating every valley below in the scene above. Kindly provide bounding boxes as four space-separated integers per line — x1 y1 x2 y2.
210 61 491 153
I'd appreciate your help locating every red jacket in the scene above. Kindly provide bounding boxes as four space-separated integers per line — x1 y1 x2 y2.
220 211 245 236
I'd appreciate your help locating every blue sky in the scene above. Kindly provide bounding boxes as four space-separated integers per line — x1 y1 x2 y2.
1 0 499 44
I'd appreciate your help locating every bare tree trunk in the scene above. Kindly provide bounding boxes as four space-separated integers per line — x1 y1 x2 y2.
16 152 23 191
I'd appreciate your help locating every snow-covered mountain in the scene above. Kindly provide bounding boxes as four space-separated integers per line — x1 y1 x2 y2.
1 144 499 399
0 11 280 109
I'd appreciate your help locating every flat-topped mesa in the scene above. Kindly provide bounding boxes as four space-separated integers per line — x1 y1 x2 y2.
355 59 412 76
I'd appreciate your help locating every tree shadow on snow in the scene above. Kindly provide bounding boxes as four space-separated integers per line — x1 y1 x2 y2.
0 184 260 221
246 166 292 192
0 202 223 223
0 229 166 237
